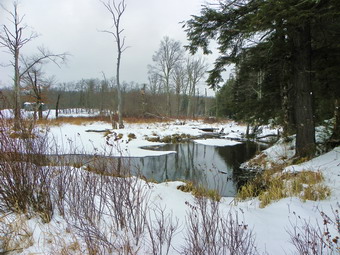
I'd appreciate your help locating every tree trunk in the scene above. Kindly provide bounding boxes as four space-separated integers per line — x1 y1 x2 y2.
205 88 208 116
38 104 43 120
293 22 315 158
332 98 340 139
327 98 340 149
167 92 171 116
176 83 180 118
187 95 192 117
166 76 172 117
116 28 124 129
281 81 296 137
55 94 60 119
37 97 43 120
14 48 21 130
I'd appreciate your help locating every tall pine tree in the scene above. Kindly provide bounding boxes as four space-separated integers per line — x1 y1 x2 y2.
184 0 340 157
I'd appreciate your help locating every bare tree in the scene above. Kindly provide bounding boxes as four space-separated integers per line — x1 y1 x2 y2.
101 0 127 129
147 70 162 95
149 36 184 116
0 2 67 129
185 56 207 118
0 1 37 128
22 65 54 120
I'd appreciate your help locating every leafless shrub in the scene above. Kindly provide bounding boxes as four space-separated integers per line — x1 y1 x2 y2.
61 159 151 254
287 203 340 254
182 197 259 255
52 164 72 217
0 116 53 223
56 167 112 254
146 205 179 255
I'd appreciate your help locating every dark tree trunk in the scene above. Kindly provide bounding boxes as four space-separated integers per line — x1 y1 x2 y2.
55 94 60 119
37 97 43 120
327 98 340 149
14 48 21 130
332 98 340 139
38 105 43 120
293 22 315 158
281 80 296 137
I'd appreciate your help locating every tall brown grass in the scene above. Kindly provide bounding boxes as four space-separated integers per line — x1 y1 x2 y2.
37 115 231 127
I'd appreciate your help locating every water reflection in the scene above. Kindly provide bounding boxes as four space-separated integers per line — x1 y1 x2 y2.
130 141 260 197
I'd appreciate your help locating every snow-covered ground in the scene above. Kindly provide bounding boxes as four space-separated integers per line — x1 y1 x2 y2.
0 110 339 254
47 120 252 157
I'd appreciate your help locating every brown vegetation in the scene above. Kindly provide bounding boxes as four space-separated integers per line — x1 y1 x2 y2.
237 165 330 208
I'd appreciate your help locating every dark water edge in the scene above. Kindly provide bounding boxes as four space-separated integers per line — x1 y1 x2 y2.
131 141 263 197
49 141 263 197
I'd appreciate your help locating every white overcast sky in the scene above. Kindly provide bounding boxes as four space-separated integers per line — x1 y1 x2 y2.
0 0 226 90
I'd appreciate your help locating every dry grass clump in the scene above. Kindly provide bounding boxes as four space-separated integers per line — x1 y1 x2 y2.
127 133 136 140
0 214 34 253
237 167 330 208
146 133 194 143
9 131 36 139
248 153 268 166
57 242 82 255
244 153 268 170
177 181 221 202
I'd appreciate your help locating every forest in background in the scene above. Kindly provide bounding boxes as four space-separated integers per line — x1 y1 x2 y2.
0 79 215 118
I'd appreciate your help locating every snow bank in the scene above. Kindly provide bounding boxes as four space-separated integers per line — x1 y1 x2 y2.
194 138 241 147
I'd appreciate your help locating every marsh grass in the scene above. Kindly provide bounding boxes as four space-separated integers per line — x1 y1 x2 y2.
37 116 111 126
177 181 221 202
146 133 194 143
237 167 330 208
37 116 174 127
36 115 232 128
0 214 34 253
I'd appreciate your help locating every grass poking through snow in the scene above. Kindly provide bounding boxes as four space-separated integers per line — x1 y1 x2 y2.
237 166 330 208
177 181 221 202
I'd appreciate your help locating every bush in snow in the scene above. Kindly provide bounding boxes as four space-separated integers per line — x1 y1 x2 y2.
182 196 260 255
287 203 340 254
0 116 54 223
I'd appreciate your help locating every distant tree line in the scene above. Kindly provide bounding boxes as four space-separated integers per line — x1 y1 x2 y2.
0 78 215 118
